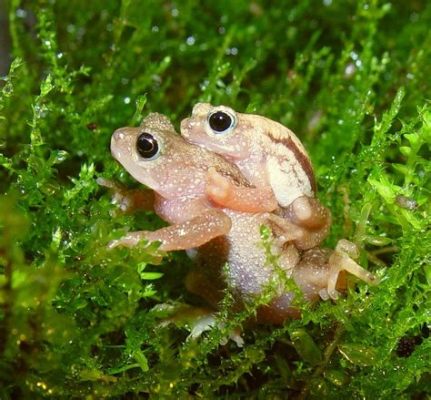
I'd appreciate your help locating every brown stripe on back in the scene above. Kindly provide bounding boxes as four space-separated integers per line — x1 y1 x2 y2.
266 131 317 193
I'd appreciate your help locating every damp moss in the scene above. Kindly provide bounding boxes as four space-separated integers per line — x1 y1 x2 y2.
0 1 430 398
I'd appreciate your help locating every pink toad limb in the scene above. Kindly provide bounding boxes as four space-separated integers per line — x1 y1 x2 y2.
205 171 331 250
292 240 379 302
108 208 232 251
205 167 278 213
323 239 379 300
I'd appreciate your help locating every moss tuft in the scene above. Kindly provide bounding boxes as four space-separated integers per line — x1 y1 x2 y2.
1 1 430 398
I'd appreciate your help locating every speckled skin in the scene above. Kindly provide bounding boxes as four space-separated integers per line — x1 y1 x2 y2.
180 105 378 298
181 103 331 250
108 113 339 322
181 104 315 204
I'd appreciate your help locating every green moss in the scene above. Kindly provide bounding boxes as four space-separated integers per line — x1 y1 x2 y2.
1 0 430 398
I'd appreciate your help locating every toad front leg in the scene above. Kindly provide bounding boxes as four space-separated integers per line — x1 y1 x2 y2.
109 208 232 251
205 167 278 213
206 173 331 250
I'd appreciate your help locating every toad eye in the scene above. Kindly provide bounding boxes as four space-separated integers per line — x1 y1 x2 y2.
136 132 160 160
207 110 236 134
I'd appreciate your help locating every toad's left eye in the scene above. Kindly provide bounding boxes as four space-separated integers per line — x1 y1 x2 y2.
136 132 160 160
208 110 236 134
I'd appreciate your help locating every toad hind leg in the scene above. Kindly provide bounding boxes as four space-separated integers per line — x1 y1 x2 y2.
324 239 379 300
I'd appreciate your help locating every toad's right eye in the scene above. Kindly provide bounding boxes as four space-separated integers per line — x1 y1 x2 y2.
136 132 160 160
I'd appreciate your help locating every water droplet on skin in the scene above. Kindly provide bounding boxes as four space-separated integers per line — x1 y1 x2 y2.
152 25 159 32
124 97 131 104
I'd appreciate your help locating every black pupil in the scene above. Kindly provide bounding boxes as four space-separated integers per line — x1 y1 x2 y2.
208 111 232 132
137 132 159 159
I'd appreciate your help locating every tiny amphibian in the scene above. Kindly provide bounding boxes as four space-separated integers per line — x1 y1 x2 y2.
104 113 353 324
181 103 330 250
181 104 378 295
